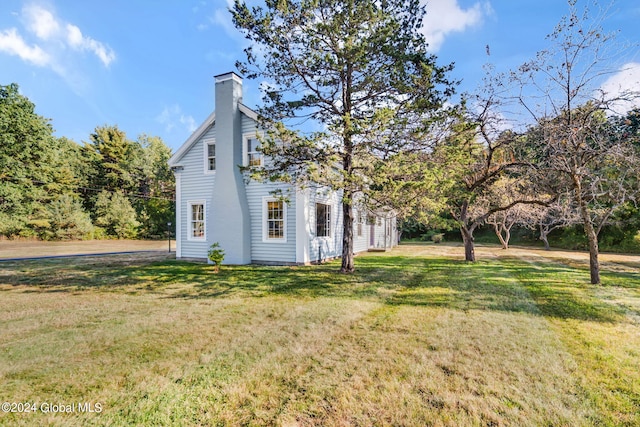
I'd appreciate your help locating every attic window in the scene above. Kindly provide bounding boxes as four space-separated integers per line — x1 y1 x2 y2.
245 134 263 167
207 142 216 171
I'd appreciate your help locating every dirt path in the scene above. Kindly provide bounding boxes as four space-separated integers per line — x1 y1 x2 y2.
0 239 175 260
399 242 640 273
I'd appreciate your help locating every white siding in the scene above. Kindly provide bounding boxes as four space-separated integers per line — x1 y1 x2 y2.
178 124 216 259
308 187 343 262
353 207 369 254
245 182 297 263
369 215 397 250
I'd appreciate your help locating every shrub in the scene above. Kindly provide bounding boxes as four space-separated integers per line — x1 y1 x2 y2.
207 242 225 273
94 190 139 239
431 233 444 243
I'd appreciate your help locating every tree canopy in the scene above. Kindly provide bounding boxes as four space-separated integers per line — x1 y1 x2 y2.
232 0 456 272
0 84 175 241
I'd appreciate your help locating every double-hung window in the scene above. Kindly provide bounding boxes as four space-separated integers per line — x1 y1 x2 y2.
188 201 205 241
205 142 216 173
245 135 263 167
316 203 331 237
263 198 286 241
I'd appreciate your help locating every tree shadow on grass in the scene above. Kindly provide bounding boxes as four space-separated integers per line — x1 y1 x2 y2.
1 252 636 323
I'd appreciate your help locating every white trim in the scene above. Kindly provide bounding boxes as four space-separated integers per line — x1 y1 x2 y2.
242 131 264 167
239 104 258 121
168 112 215 167
168 104 257 168
215 72 243 85
203 139 216 175
187 200 207 242
295 189 310 264
262 196 287 243
175 172 182 257
315 202 332 238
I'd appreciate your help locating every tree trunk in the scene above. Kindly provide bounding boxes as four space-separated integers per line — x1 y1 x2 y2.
540 233 550 250
573 176 601 284
341 189 355 273
493 223 509 249
461 225 475 262
503 227 510 249
583 219 601 284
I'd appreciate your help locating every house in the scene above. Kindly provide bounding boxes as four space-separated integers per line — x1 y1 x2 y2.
168 72 397 264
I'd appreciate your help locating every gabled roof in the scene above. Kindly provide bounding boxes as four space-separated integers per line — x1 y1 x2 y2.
168 103 259 167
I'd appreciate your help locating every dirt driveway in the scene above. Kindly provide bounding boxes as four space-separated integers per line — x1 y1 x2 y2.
0 239 175 260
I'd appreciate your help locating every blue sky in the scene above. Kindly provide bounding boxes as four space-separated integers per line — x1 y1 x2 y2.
1 0 639 152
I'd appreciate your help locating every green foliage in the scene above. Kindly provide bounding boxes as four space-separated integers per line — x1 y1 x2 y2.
43 194 94 240
0 91 175 241
83 127 175 240
207 242 225 272
232 0 456 272
135 135 175 238
94 190 139 239
431 233 444 243
399 218 430 240
0 83 58 237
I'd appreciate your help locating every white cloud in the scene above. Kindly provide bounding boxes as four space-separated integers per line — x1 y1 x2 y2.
23 4 60 40
0 3 117 71
420 0 489 52
65 24 116 67
0 27 50 66
599 62 640 114
157 105 198 134
66 23 83 46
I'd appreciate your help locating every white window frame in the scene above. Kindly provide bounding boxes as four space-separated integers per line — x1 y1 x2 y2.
187 200 206 241
357 210 364 237
315 202 331 238
262 197 287 243
243 132 263 167
204 140 216 175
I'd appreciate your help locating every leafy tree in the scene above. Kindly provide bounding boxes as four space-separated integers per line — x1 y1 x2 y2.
0 83 60 237
44 194 94 240
135 134 175 238
94 190 139 239
84 125 139 206
418 99 548 262
83 127 175 239
232 0 456 272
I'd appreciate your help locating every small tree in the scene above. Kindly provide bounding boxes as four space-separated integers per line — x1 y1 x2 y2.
94 190 139 239
44 194 94 240
207 243 225 273
483 177 543 249
530 194 581 250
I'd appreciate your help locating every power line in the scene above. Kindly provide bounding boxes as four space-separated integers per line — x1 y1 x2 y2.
1 174 175 202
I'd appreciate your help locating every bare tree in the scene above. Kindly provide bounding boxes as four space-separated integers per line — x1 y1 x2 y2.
483 177 543 249
510 0 640 283
531 194 581 250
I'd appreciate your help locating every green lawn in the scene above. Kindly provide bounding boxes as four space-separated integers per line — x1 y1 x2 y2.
0 245 638 426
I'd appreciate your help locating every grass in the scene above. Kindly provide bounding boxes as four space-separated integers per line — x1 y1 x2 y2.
0 244 638 426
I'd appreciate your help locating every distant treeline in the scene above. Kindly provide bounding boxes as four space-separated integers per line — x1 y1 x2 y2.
1 83 175 240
